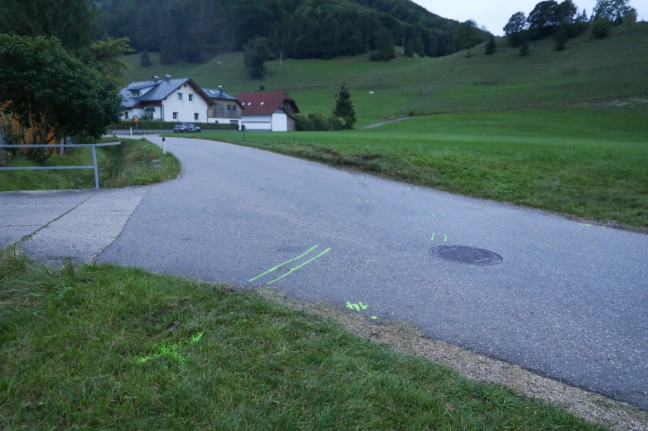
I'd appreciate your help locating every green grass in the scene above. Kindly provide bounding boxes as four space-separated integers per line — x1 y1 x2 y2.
122 23 648 126
0 139 180 191
0 253 605 430
200 109 648 229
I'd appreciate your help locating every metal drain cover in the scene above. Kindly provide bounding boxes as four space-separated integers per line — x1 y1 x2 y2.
430 245 503 266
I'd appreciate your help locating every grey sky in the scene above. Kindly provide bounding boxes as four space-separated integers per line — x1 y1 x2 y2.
411 1 646 35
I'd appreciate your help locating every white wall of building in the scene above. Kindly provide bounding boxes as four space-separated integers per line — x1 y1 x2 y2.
241 115 272 131
271 112 288 132
163 85 210 122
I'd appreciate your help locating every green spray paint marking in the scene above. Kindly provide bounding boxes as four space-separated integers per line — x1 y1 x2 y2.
431 232 448 242
267 248 331 284
249 245 319 282
346 301 368 311
136 331 204 364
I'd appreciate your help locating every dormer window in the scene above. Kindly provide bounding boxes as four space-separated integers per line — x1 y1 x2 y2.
131 90 141 97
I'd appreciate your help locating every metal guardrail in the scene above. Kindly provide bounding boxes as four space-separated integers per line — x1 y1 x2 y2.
0 142 121 189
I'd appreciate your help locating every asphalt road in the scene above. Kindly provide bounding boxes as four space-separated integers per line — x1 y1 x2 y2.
2 135 647 410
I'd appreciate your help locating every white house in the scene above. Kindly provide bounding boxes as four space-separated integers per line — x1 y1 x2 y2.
237 91 300 132
120 76 242 126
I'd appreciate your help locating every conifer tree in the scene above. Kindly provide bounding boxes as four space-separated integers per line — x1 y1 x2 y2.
333 84 356 130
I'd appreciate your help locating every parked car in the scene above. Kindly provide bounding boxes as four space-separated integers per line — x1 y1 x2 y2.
173 123 201 133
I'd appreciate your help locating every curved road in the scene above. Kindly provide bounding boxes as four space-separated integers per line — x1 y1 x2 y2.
3 135 647 409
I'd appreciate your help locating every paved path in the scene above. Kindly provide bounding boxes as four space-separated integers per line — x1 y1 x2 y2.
0 187 149 265
2 135 647 410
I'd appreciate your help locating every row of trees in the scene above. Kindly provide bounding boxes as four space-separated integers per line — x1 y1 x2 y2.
92 0 485 65
0 0 126 161
503 0 638 47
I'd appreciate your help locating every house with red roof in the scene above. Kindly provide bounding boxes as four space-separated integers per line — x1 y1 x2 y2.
238 91 300 132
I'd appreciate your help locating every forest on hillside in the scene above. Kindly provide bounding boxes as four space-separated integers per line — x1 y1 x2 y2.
92 0 477 63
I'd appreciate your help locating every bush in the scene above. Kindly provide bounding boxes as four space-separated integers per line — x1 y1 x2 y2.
519 42 530 57
295 114 314 131
592 19 613 39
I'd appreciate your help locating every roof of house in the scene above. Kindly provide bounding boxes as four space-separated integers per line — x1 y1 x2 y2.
237 91 300 117
203 88 239 102
120 77 212 108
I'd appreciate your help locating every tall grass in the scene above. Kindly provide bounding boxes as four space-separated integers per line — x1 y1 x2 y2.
0 139 179 191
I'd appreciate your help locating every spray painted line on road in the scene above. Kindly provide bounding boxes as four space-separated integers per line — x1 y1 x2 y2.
249 244 331 285
430 232 448 243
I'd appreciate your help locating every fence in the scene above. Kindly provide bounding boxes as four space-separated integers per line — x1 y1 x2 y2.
0 142 121 190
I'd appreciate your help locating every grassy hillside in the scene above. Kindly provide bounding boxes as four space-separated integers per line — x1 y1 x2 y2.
122 23 648 126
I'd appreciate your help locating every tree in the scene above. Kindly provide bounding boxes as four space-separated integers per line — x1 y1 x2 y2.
141 51 152 68
527 1 560 31
592 18 613 38
454 20 483 58
244 37 272 80
504 12 528 46
333 84 356 129
0 35 122 148
371 29 396 61
554 26 567 50
520 41 530 56
82 37 134 83
0 0 94 51
485 36 496 55
556 0 578 24
593 0 635 24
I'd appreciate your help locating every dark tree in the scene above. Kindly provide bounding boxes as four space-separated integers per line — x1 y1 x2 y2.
0 0 94 51
333 84 356 129
527 1 560 33
593 0 635 24
141 51 152 68
454 20 483 58
554 26 567 50
244 37 272 80
592 19 613 38
371 29 396 61
485 36 496 55
504 12 528 47
520 41 530 56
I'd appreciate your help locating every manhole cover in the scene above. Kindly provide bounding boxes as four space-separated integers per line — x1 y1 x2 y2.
429 245 503 266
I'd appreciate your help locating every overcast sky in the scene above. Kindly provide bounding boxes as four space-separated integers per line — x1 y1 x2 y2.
411 1 647 35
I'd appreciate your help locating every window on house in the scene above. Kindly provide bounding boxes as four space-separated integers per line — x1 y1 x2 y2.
177 93 183 101
124 111 129 119
131 90 141 97
194 113 199 121
233 106 237 112
173 112 178 120
189 94 193 102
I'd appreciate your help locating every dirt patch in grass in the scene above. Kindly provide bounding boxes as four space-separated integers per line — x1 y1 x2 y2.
256 287 648 431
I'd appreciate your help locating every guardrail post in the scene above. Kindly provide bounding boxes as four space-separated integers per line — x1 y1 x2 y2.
92 145 100 189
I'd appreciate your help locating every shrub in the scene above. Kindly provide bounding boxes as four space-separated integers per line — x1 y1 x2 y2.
592 19 613 39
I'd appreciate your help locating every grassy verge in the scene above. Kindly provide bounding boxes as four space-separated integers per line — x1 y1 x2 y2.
201 109 648 229
0 139 180 191
0 252 604 430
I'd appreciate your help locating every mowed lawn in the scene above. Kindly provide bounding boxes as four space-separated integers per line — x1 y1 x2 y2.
0 254 604 430
203 109 648 229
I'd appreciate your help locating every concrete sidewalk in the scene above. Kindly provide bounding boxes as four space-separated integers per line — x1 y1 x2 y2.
0 187 150 265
